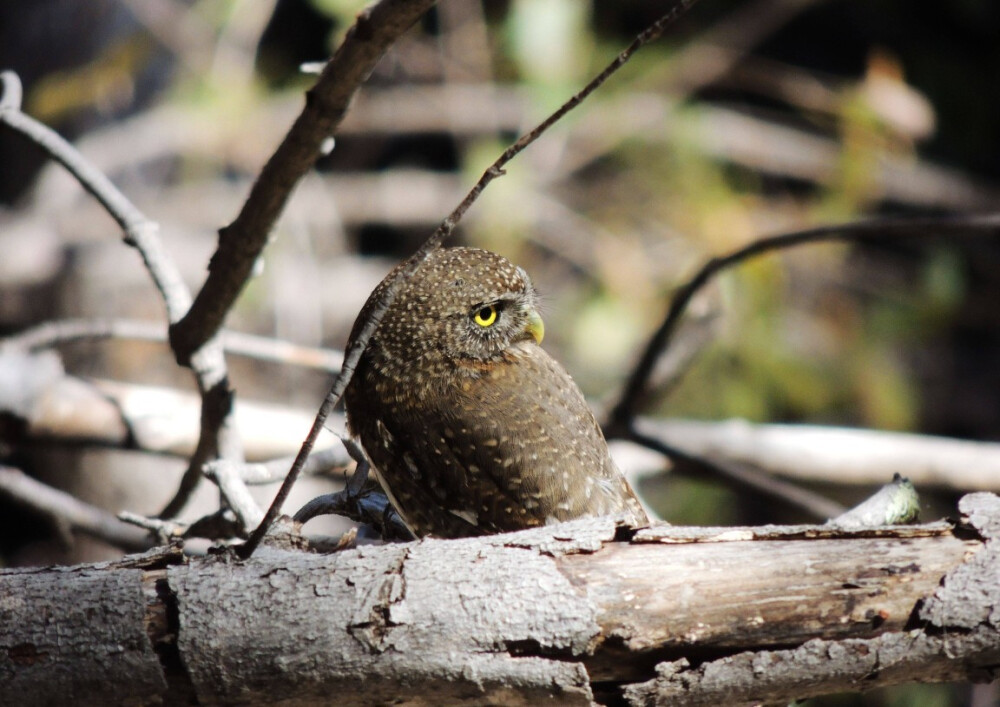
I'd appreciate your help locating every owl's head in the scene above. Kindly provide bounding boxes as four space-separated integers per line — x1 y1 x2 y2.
362 248 544 368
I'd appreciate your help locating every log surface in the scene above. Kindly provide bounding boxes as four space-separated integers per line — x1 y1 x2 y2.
1 495 998 706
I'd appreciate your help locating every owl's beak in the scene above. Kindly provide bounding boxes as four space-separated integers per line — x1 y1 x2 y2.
525 309 545 344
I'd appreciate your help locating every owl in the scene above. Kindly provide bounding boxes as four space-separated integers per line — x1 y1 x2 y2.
343 247 648 538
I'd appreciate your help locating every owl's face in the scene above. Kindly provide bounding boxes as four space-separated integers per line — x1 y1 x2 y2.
368 248 544 370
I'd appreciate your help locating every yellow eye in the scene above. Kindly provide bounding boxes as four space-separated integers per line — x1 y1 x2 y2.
473 304 498 327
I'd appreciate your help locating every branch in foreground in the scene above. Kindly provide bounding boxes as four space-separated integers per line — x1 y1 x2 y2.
241 0 706 559
168 0 438 364
625 628 998 706
2 494 997 705
605 213 1000 433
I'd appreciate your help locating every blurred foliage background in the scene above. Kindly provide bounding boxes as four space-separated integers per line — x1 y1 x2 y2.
1 1 999 703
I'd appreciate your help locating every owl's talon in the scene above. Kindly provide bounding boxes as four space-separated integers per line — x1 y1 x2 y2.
381 506 413 541
345 457 370 496
292 478 414 542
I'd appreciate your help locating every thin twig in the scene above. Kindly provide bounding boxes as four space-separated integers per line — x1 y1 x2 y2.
120 508 246 543
627 427 846 521
2 317 344 372
232 446 352 485
605 213 1000 433
161 377 244 518
203 460 264 531
0 72 190 320
239 0 706 558
0 466 153 552
0 70 21 109
118 511 186 543
166 4 442 514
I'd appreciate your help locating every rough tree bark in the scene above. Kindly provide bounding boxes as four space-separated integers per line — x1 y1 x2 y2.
1 494 998 706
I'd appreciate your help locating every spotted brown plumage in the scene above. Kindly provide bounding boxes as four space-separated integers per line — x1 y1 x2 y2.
344 247 648 537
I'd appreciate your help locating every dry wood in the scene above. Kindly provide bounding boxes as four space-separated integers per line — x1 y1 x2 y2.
643 418 1000 492
0 466 151 552
1 494 998 706
0 357 345 462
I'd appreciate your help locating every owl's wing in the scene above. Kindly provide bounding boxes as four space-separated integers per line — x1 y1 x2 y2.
358 344 646 536
360 414 486 538
412 344 646 532
358 372 563 535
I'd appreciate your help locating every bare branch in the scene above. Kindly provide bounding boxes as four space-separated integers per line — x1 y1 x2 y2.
605 213 1000 434
0 72 190 321
167 0 439 365
117 511 186 543
637 418 1000 492
119 508 245 544
157 345 244 517
0 366 344 461
623 628 999 706
162 4 447 518
0 70 245 520
0 466 152 552
628 423 847 521
3 318 344 373
225 446 351 485
203 460 264 531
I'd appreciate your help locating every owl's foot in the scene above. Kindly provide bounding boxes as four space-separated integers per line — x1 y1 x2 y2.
293 457 413 541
